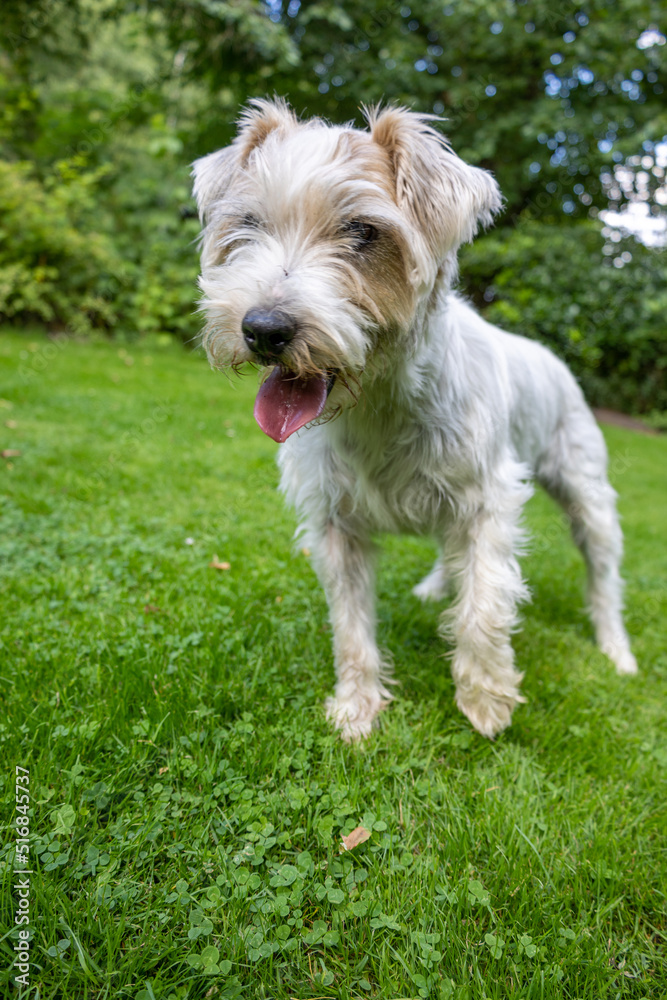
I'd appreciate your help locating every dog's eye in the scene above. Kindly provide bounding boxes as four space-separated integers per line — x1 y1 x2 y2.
240 213 260 229
342 220 379 248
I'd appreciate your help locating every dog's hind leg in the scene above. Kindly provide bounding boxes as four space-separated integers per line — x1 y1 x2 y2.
537 412 637 675
305 519 392 741
413 550 450 602
442 461 532 738
573 495 637 674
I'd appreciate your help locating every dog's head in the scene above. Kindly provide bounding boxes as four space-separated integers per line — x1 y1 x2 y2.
193 98 501 442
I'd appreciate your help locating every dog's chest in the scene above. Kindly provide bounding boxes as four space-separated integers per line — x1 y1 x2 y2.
333 411 463 535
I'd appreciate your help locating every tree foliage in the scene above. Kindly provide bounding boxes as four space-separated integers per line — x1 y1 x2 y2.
0 0 665 409
155 0 667 221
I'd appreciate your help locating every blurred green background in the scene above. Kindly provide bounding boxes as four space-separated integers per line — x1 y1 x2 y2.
1 0 666 414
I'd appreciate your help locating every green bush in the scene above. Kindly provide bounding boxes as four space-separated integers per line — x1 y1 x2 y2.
0 154 201 341
460 221 667 414
131 235 200 341
112 155 201 341
0 158 125 334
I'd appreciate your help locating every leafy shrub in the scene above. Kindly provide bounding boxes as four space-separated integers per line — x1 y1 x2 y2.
0 159 125 334
0 153 202 341
117 169 201 341
131 234 200 341
460 221 667 413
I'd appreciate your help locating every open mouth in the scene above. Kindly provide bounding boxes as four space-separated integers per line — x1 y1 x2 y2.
253 367 337 443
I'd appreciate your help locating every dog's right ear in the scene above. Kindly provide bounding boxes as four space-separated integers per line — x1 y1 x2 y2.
192 98 297 222
192 147 239 223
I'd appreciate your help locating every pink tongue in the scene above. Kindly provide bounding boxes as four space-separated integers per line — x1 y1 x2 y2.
254 367 328 443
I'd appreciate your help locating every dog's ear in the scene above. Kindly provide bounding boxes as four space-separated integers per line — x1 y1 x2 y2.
192 146 239 223
365 105 502 256
192 98 297 222
236 96 298 161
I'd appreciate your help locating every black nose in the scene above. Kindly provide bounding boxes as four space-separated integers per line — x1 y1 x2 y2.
242 308 296 360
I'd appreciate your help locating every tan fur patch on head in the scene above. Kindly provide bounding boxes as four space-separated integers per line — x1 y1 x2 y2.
334 131 397 201
236 97 299 162
365 105 427 174
363 104 502 255
364 105 445 214
338 230 415 338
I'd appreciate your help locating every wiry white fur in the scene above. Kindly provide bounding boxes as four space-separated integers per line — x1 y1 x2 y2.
193 99 637 741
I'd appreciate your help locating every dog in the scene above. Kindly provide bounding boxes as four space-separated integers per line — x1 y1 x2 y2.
192 98 637 741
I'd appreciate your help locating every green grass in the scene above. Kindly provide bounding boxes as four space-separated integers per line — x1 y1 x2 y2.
0 330 666 1000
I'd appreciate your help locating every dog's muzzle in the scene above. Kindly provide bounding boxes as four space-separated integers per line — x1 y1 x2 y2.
241 308 336 444
242 308 296 362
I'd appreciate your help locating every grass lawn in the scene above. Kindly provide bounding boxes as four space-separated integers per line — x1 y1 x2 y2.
0 329 665 1000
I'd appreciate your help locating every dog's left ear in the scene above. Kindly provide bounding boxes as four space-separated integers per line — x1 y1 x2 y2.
366 106 502 256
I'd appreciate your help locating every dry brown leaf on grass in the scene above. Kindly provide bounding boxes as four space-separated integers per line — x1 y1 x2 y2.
340 826 371 851
209 557 231 570
144 604 162 614
2 449 21 459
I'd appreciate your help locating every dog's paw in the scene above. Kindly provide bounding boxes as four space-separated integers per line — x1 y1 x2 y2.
455 685 523 739
603 642 638 676
412 567 449 603
325 692 387 742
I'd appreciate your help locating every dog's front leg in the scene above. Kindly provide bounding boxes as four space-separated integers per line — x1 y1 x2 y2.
443 483 530 738
309 520 391 741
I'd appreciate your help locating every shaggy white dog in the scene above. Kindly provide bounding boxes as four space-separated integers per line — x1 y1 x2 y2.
193 98 636 740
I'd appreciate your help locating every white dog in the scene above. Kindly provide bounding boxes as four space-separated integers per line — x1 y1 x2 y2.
193 98 637 740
